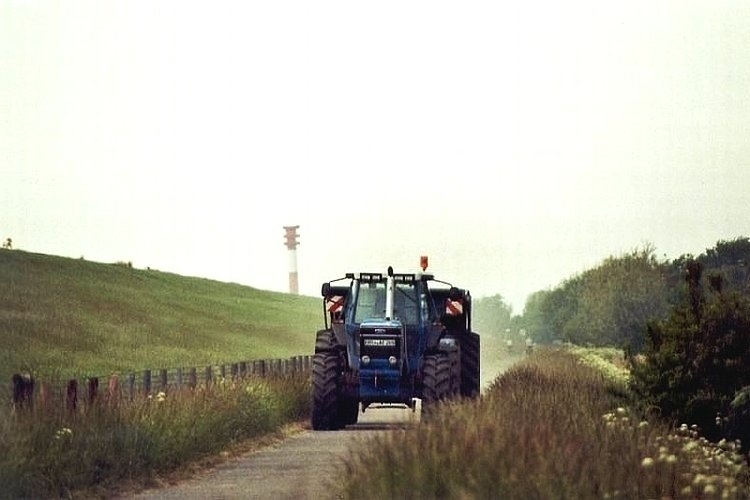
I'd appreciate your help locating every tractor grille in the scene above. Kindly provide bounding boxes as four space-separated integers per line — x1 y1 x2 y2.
360 327 401 359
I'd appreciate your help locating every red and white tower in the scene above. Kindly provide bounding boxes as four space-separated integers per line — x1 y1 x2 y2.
283 225 300 294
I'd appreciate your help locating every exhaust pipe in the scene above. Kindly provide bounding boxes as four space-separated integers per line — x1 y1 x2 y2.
385 266 395 321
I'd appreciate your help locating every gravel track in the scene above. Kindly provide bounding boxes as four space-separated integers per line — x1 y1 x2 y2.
123 406 418 500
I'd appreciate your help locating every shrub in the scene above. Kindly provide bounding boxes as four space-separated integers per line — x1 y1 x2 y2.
629 260 750 446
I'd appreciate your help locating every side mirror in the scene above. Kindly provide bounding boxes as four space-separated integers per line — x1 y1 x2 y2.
321 283 331 298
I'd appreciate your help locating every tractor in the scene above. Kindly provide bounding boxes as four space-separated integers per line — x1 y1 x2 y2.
311 258 480 430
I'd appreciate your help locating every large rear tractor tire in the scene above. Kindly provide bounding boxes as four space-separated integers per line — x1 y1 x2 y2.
448 346 461 398
421 353 451 419
315 329 337 353
311 352 343 430
461 331 481 398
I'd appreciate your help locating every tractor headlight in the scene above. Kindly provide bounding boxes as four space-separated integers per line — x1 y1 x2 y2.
439 337 457 348
389 356 398 366
361 355 371 365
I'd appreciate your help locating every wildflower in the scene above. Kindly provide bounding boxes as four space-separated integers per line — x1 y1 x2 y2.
641 457 654 468
638 421 649 428
703 483 716 496
666 454 678 464
680 486 693 496
683 440 699 453
616 407 627 417
156 391 166 402
54 427 73 440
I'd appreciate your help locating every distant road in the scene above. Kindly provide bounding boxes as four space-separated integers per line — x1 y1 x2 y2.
124 405 418 500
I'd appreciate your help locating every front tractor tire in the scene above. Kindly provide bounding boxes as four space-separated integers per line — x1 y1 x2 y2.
311 352 343 430
421 353 451 419
461 331 481 398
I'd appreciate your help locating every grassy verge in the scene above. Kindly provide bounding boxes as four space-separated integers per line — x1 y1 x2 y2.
0 373 311 499
0 250 319 384
341 347 750 499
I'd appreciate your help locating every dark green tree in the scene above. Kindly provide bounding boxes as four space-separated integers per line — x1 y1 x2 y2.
630 259 750 443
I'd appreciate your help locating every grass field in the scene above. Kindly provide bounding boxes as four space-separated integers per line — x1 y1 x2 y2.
0 249 320 383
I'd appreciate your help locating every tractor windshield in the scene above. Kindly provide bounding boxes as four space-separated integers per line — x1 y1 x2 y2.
354 282 418 325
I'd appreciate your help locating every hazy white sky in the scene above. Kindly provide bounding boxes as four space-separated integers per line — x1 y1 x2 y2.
2 1 750 313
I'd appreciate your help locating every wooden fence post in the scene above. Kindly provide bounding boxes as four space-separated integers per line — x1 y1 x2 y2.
87 377 99 405
11 373 35 410
159 369 168 392
125 373 134 400
204 366 212 386
127 373 135 400
231 363 239 379
188 368 197 390
176 368 183 390
239 362 247 378
66 379 78 413
143 370 151 396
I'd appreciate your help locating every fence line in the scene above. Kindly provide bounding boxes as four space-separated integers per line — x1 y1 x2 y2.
9 354 313 411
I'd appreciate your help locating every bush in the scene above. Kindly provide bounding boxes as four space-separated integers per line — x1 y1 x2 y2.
629 260 750 447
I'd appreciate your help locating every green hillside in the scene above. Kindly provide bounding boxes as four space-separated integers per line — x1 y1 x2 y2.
0 250 320 383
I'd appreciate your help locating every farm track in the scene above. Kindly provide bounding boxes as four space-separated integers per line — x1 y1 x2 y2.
123 406 417 500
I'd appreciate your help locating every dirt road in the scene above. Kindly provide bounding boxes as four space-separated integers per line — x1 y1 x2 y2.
125 405 418 500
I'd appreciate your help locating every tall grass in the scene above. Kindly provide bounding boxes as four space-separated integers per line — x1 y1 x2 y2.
341 347 750 499
0 373 311 499
0 250 320 383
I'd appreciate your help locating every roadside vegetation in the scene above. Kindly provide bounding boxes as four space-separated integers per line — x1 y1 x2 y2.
342 347 750 499
0 249 318 498
0 372 311 499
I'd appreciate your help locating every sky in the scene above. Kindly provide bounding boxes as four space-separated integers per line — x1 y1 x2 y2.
2 1 750 313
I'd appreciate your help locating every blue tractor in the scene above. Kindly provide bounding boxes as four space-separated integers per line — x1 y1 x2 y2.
311 260 480 430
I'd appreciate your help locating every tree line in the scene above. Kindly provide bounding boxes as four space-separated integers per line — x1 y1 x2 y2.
475 236 750 451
